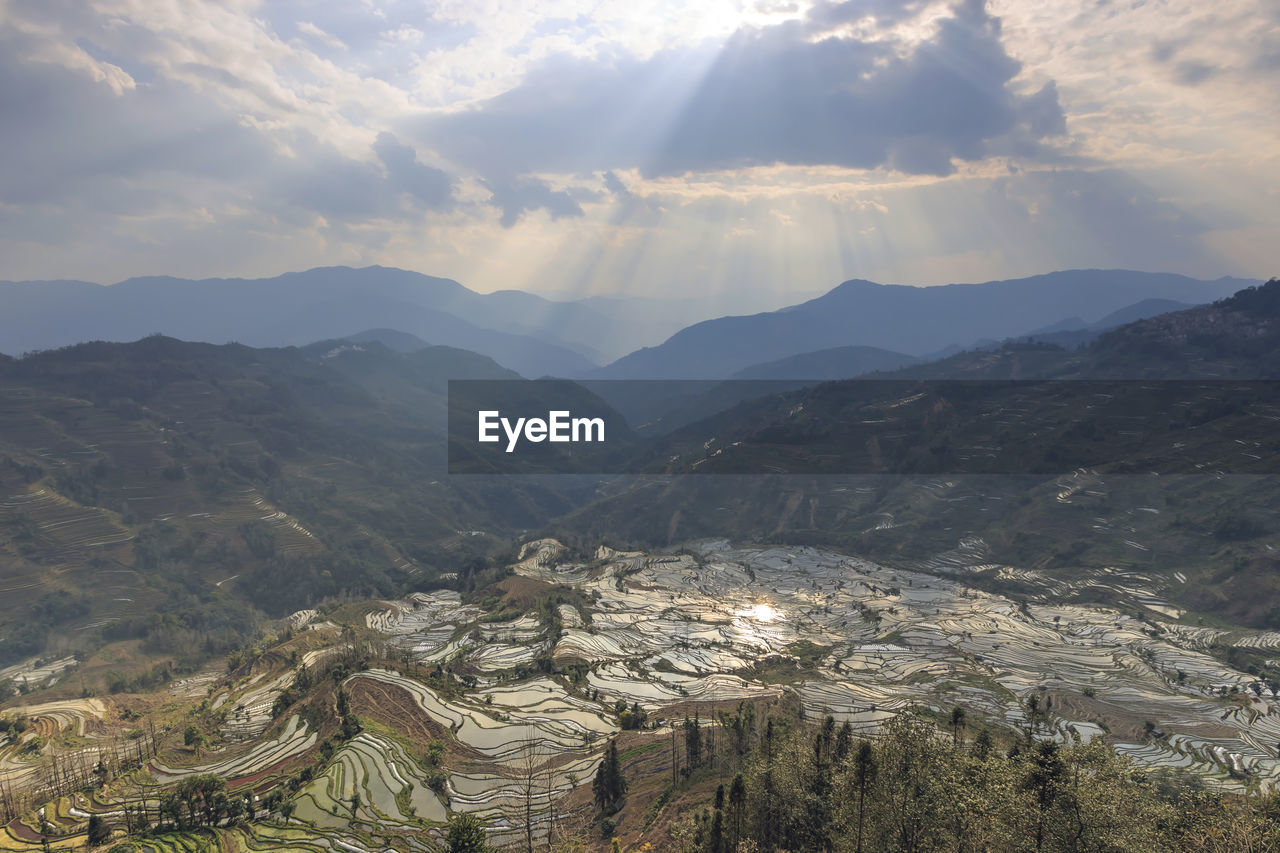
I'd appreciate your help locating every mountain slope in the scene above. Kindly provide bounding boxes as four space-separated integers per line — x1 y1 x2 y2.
590 270 1255 379
342 328 432 352
0 335 592 665
730 345 917 380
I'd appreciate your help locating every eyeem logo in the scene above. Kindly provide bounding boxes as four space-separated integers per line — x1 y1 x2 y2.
478 410 606 453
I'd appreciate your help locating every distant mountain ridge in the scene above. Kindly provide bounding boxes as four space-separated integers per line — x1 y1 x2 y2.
0 266 696 377
589 270 1257 379
1 266 1257 382
730 345 918 380
341 328 432 353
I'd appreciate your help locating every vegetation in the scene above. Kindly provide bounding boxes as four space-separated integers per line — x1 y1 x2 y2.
656 708 1280 853
593 739 627 814
446 812 490 852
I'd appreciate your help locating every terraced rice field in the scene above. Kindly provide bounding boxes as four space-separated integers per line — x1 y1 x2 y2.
360 537 1280 793
335 669 609 845
218 671 300 743
151 716 315 783
0 488 132 554
294 731 446 828
365 592 479 663
0 699 110 803
0 657 78 692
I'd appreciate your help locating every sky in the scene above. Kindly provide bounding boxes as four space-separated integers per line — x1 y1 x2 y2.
0 0 1276 310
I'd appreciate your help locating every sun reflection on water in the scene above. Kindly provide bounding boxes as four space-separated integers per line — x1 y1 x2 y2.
739 602 782 623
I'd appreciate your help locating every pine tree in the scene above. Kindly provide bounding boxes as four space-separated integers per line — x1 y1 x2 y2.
87 813 111 845
835 720 853 761
853 741 877 853
950 706 967 746
446 812 489 853
593 739 626 813
729 772 746 847
709 806 725 853
974 728 994 760
683 715 702 769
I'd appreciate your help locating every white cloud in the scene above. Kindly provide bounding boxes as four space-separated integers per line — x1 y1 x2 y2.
297 20 347 51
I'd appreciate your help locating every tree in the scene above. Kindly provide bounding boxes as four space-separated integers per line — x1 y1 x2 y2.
1024 740 1065 852
973 728 994 760
515 737 544 853
729 772 746 847
710 784 726 853
446 812 490 853
592 740 625 813
87 813 111 845
183 724 205 757
852 740 877 853
950 706 967 746
835 720 853 761
682 715 702 771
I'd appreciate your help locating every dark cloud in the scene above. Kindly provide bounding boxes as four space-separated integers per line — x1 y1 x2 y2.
484 177 584 227
273 149 392 220
267 134 461 223
602 170 631 198
1173 60 1215 86
806 0 932 30
418 0 1066 179
373 132 455 209
1149 38 1220 87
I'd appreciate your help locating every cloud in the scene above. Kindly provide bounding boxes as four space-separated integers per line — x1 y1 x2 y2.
1173 60 1215 87
602 170 631 198
372 132 455 210
0 39 274 209
0 15 459 228
297 21 347 52
484 177 584 227
417 0 1067 179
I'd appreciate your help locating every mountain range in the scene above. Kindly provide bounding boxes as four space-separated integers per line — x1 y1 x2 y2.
0 267 690 377
589 270 1256 379
0 267 1259 383
2 275 1277 657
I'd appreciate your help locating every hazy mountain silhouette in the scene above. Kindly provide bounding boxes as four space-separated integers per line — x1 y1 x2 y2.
342 328 433 352
730 345 917 380
589 271 1256 379
0 266 679 377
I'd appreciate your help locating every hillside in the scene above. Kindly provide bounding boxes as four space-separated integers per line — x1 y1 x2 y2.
729 344 917 380
0 336 595 668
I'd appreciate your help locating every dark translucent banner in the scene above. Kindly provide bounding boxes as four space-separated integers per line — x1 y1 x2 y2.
447 379 1280 475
